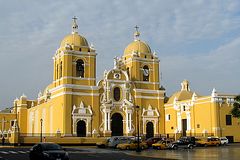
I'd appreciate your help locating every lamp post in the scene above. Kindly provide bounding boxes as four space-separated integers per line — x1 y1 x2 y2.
136 105 141 152
40 119 43 142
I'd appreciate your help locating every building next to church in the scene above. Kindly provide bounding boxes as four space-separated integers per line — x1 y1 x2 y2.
0 18 239 144
164 80 238 142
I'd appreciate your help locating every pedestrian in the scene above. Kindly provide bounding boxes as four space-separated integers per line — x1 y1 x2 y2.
2 136 5 146
43 137 46 142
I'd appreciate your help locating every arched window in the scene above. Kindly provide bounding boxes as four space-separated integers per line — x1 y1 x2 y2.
59 61 63 78
76 59 84 77
113 87 121 101
143 65 149 81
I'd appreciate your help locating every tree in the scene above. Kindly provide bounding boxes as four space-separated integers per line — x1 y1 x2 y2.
231 95 240 118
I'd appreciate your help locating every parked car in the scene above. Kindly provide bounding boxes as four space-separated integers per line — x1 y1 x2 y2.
196 137 221 147
219 137 229 145
29 142 69 160
145 137 163 147
96 138 110 148
168 136 195 149
116 140 148 150
108 136 135 148
152 140 173 150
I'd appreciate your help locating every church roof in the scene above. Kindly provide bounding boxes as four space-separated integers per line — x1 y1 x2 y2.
167 80 200 104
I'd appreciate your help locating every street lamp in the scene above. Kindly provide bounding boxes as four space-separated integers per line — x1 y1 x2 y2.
136 105 141 152
40 119 43 142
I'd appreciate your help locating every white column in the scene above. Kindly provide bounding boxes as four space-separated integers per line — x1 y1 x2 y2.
154 120 157 134
177 112 181 132
126 112 129 133
104 111 107 131
187 112 191 131
107 112 110 131
129 113 132 131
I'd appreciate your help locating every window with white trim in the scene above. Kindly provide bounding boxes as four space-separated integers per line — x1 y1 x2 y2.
166 114 171 121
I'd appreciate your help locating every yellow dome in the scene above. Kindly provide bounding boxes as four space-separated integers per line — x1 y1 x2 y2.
167 80 201 104
167 90 194 104
60 33 89 48
124 40 151 56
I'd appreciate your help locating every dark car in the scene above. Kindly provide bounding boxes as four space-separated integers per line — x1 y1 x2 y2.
29 143 69 160
168 136 195 149
145 137 163 147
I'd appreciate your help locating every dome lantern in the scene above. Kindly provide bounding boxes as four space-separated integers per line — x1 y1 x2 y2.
72 16 78 34
60 17 89 49
123 26 152 56
134 25 140 41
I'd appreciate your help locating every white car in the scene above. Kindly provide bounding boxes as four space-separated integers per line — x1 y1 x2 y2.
219 137 229 145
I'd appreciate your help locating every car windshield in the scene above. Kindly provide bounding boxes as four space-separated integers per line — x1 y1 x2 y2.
42 144 62 151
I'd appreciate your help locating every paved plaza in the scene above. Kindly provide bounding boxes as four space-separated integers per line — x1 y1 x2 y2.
1 144 240 160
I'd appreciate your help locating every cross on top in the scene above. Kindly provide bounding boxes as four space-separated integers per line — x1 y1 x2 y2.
72 16 78 33
134 25 140 40
134 25 139 32
72 16 77 21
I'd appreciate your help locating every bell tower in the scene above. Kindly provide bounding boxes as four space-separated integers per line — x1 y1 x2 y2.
121 26 160 90
53 17 97 87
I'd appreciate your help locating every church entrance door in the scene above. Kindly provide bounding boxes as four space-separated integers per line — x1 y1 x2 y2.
111 113 123 136
146 122 154 139
182 119 187 136
77 120 86 137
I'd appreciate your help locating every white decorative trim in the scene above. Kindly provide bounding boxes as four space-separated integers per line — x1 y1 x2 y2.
51 91 99 99
56 50 97 56
134 95 164 100
134 89 165 94
134 81 160 85
121 57 159 64
106 79 129 83
49 84 99 94
72 102 93 137
53 76 96 83
164 104 173 107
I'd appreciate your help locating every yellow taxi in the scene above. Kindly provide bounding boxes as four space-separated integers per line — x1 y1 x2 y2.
116 140 148 150
96 138 110 148
196 137 221 147
152 140 172 150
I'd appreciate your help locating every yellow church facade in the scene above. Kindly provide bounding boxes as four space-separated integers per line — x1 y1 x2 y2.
0 18 239 144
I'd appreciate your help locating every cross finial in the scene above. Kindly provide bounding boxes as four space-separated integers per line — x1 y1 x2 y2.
72 16 77 21
72 16 78 34
135 25 139 32
134 25 140 41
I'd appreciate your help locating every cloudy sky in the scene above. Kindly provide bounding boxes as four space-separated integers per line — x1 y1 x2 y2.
0 0 240 108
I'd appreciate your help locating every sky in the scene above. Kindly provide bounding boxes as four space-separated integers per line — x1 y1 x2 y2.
0 0 240 108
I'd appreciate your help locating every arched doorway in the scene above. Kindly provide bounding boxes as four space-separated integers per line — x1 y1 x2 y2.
77 120 86 137
146 122 154 139
111 113 123 136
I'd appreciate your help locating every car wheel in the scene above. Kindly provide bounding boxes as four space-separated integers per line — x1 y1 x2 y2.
216 143 219 147
188 145 193 149
141 146 145 150
204 144 208 147
126 146 130 150
157 146 161 150
173 145 178 150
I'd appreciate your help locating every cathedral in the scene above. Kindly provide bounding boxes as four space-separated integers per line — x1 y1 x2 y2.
0 18 239 144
